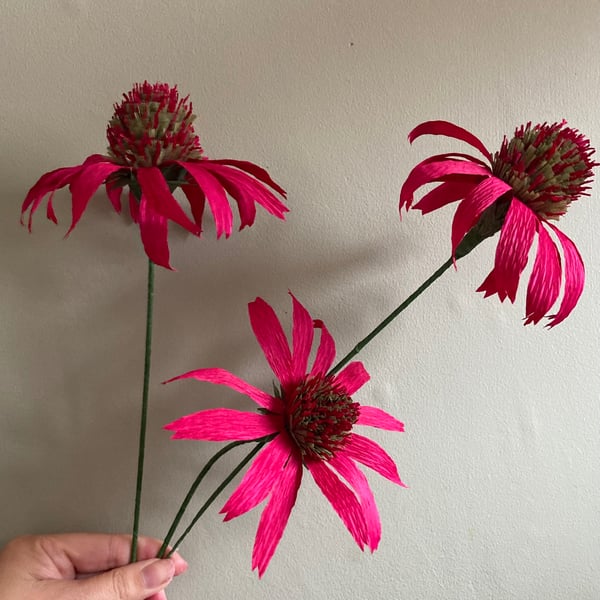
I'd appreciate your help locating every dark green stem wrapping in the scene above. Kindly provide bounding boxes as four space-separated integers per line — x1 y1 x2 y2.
130 258 155 562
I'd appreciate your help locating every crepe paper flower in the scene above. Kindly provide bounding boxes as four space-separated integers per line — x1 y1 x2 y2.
400 120 597 326
21 81 288 269
164 294 406 576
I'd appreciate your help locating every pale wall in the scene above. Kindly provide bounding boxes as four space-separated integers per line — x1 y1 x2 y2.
1 1 599 599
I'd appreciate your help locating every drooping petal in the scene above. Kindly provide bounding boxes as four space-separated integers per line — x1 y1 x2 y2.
408 120 492 161
524 224 561 325
309 319 336 377
164 367 282 412
138 194 172 269
210 158 287 197
335 361 370 395
413 179 477 214
329 453 381 551
357 406 405 431
451 176 512 259
221 435 292 520
481 198 538 303
46 195 58 224
400 158 489 211
307 459 368 551
128 189 139 223
290 294 314 382
181 184 206 231
105 180 123 213
342 433 405 486
136 166 200 234
67 161 121 234
248 298 293 388
546 224 585 327
178 161 233 237
164 408 278 441
252 455 302 577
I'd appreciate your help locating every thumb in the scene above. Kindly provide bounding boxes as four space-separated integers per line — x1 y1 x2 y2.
64 558 175 600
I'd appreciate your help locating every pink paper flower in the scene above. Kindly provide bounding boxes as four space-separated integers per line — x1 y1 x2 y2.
400 120 597 326
21 82 288 269
164 294 405 576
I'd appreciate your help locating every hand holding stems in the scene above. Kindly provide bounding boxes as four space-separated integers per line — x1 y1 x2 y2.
0 533 187 600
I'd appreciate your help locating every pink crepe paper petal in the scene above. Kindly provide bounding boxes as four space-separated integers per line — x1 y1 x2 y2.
309 319 336 377
546 224 585 327
136 167 200 235
221 435 292 520
357 406 405 431
181 184 206 231
451 176 512 259
105 181 123 213
342 433 405 486
164 367 281 412
248 297 293 389
67 161 121 235
128 189 140 223
408 120 492 161
164 408 278 441
334 361 370 396
290 294 314 383
178 161 233 238
524 224 561 325
46 195 58 224
487 198 537 303
400 159 489 211
211 159 287 197
307 459 368 551
252 456 302 577
413 180 477 214
138 195 172 269
329 453 381 551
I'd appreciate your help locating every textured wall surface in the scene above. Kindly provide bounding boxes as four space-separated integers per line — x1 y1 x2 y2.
1 1 599 598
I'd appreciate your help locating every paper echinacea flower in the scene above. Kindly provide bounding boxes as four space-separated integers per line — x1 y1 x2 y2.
21 82 288 269
164 294 406 576
400 120 597 326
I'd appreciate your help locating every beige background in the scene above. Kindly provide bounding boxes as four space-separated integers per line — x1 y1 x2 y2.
2 1 600 598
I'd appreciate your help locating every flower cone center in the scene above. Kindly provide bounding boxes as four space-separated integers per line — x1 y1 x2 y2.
285 376 359 460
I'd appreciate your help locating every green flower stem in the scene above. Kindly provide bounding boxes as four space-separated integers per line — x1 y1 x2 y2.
328 227 488 376
161 436 272 558
130 258 155 563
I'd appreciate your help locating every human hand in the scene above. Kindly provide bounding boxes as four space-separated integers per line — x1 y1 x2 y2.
0 532 187 600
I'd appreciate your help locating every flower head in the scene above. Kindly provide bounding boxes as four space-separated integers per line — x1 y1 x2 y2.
21 82 288 269
400 120 597 326
164 294 405 576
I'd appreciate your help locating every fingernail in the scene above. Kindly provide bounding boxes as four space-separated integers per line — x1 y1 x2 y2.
142 559 175 589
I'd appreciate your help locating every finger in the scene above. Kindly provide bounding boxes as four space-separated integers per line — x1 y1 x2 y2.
48 557 175 600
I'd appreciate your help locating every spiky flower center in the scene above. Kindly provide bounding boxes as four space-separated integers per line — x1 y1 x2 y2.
106 81 203 168
284 376 359 460
491 121 597 221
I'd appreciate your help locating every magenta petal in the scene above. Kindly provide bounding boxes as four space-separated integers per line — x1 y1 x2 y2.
408 120 492 161
329 453 381 551
400 159 489 211
67 161 121 234
290 294 314 382
138 195 172 269
335 362 370 395
451 177 512 257
221 435 291 520
105 181 123 213
252 456 302 577
546 224 585 327
178 161 233 238
164 367 281 412
307 459 368 550
490 199 538 303
310 319 336 377
357 406 405 431
164 409 278 441
342 434 405 486
413 180 476 214
524 224 561 325
181 184 206 231
136 167 199 234
211 159 287 197
248 298 293 388
129 190 139 223
46 195 58 224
